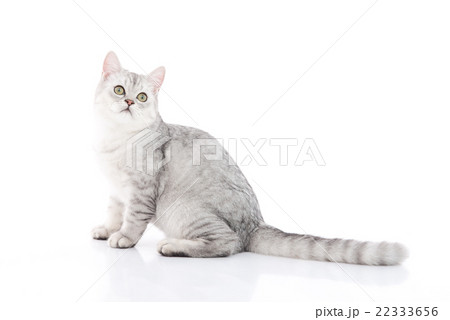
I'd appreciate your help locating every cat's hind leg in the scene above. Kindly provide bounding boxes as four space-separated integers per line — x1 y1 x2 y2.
157 214 241 257
157 236 240 257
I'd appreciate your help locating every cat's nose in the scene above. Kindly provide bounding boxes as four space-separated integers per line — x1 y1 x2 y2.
125 99 135 106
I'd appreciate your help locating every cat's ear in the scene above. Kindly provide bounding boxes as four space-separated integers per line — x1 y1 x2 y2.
148 66 165 93
102 51 122 79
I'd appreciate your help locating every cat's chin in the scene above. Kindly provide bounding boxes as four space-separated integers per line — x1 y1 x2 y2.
114 112 142 124
107 111 158 132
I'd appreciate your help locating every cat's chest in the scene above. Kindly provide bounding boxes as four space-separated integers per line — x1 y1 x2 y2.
96 142 131 196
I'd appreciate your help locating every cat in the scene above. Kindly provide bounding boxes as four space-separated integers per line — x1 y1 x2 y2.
91 51 408 265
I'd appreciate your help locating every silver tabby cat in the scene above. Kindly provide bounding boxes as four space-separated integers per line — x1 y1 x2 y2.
92 52 408 265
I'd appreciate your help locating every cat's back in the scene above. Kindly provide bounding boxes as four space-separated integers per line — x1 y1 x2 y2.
166 123 216 147
158 123 263 231
165 123 235 171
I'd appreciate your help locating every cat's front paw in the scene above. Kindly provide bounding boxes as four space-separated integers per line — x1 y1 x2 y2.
91 225 112 240
108 231 135 248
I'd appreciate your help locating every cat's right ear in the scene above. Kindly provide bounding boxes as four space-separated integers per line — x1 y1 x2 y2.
102 51 121 80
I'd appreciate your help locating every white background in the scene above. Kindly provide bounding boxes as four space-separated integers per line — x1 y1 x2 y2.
1 0 449 316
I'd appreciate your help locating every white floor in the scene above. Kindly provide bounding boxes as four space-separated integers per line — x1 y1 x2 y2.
1 227 447 302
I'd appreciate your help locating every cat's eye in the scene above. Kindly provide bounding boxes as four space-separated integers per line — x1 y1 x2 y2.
114 85 125 95
137 92 147 102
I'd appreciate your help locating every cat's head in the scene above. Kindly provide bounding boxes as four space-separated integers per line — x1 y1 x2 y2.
94 51 165 130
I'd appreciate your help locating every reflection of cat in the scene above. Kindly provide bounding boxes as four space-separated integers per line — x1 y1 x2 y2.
91 51 408 265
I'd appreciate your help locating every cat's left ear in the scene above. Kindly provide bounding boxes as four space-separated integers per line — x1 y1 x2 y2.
102 51 122 80
147 66 165 93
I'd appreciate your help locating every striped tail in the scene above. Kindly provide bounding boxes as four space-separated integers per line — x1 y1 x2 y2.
247 224 409 265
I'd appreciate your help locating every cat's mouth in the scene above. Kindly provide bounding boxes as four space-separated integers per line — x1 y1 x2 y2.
121 106 131 115
113 102 134 118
